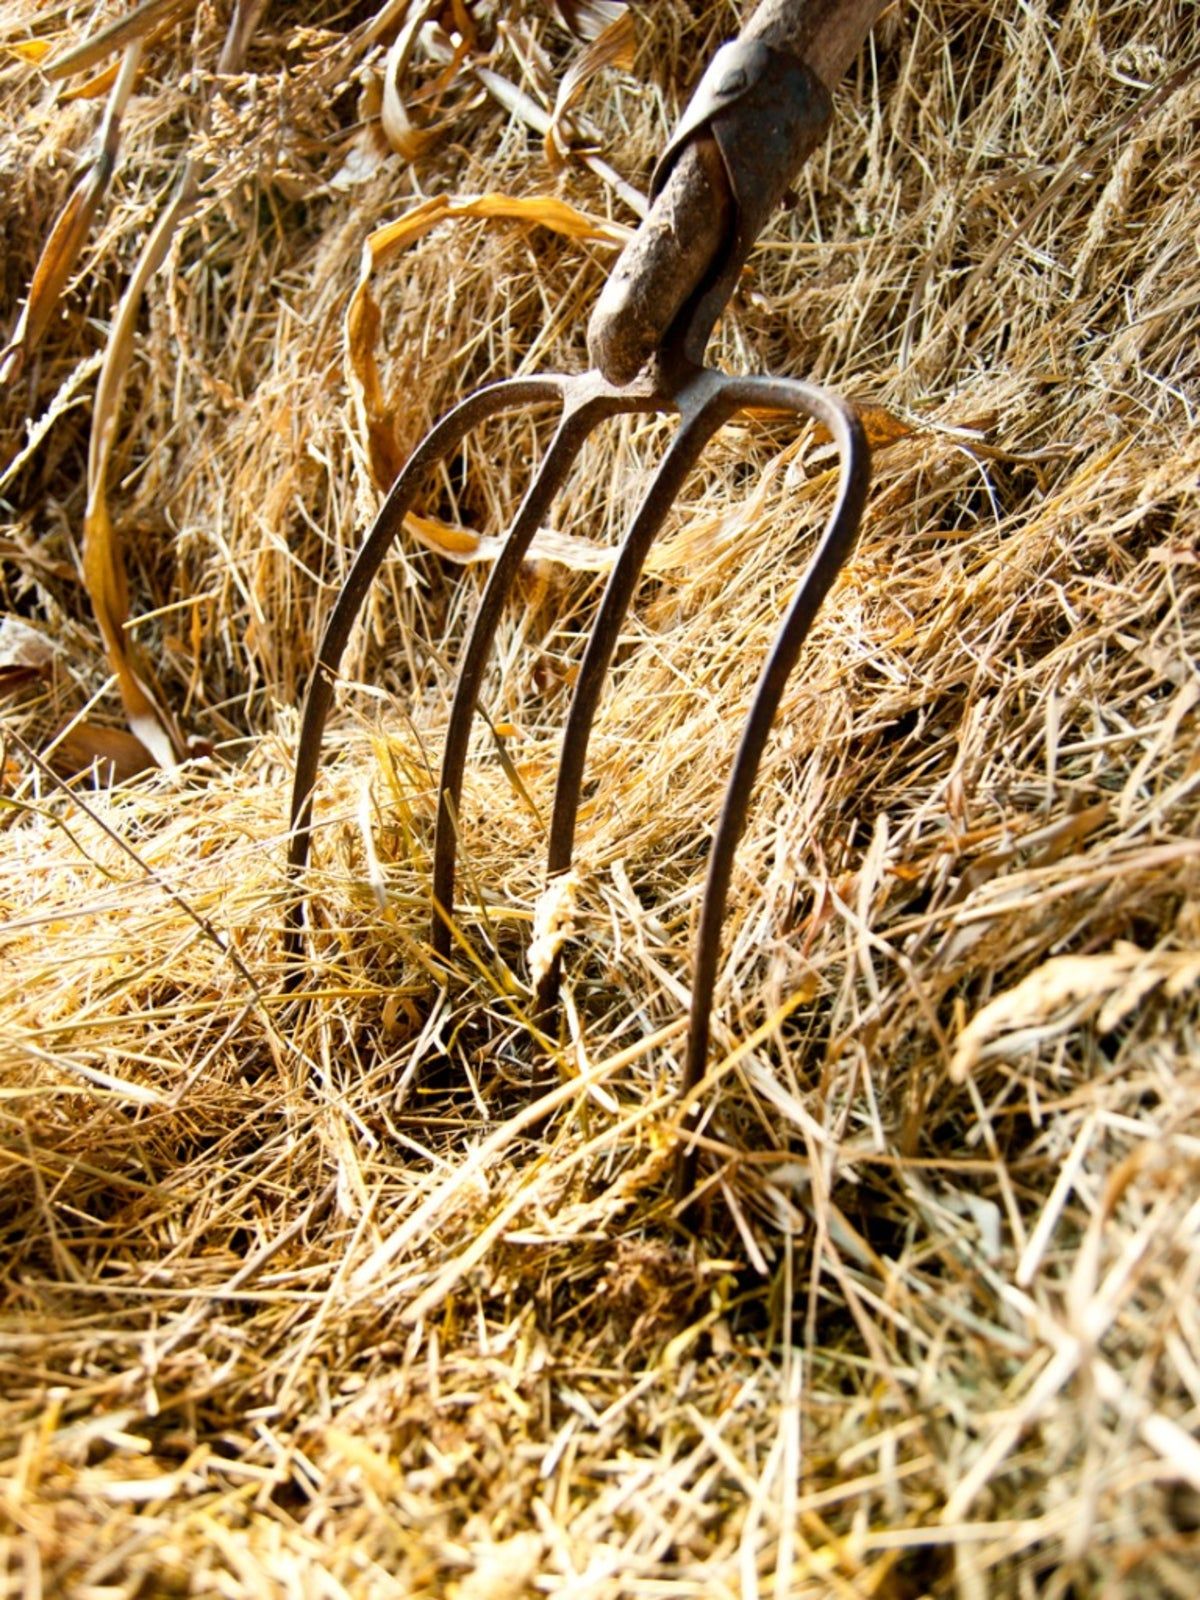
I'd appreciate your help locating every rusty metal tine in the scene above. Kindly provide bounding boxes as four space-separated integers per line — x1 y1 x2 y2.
429 379 649 963
534 377 739 1015
286 376 566 962
674 377 870 1205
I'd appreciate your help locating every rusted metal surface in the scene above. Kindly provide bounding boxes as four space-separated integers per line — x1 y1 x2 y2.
588 0 885 384
288 0 876 1216
589 40 832 384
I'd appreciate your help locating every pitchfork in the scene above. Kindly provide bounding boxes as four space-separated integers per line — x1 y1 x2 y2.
288 0 878 1207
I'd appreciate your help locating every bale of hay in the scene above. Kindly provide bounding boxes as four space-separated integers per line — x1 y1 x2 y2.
1 1 1197 1593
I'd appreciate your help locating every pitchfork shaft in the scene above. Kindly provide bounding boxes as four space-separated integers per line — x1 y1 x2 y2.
589 0 887 384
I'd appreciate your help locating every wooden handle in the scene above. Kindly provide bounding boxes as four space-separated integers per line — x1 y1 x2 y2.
588 0 885 384
742 0 885 81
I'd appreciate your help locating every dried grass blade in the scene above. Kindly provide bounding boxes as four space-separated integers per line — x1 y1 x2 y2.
0 353 103 491
41 0 191 82
742 401 915 450
57 14 179 101
357 0 419 52
471 61 555 137
84 180 196 768
465 58 646 212
81 0 262 766
0 43 142 386
19 1042 165 1106
403 510 618 572
549 0 629 42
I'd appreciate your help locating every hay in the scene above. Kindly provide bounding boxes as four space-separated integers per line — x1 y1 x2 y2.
2 0 1199 1593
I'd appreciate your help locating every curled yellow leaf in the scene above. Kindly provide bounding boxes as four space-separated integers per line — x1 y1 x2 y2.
6 38 56 63
403 511 481 559
346 192 628 491
81 492 183 770
379 0 477 161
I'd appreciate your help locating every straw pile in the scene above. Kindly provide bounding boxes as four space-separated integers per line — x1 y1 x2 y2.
2 0 1198 1593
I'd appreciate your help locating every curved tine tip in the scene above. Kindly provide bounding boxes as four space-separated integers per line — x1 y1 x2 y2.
429 395 617 962
286 374 571 967
673 377 871 1199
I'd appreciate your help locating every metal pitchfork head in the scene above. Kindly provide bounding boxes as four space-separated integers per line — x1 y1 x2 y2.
288 10 873 1209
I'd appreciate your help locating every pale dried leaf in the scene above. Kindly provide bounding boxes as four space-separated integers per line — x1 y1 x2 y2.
0 37 143 385
47 721 155 785
0 616 58 677
951 945 1200 1081
528 869 581 989
380 0 448 161
545 6 635 168
449 1533 544 1600
550 0 628 42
